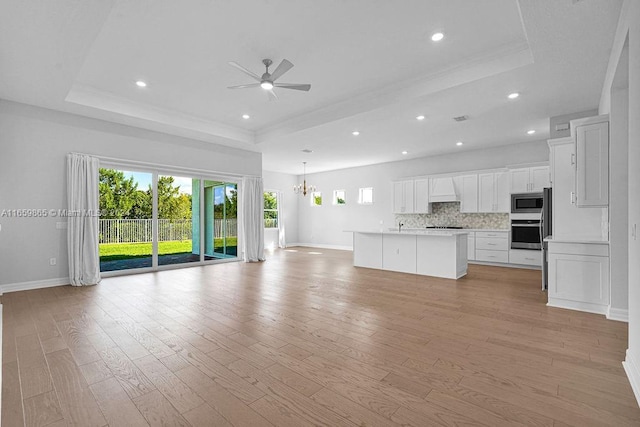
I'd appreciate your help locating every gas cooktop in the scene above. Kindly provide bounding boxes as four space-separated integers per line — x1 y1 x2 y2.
425 226 464 229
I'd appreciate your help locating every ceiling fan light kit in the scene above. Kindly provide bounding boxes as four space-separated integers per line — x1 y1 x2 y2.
228 58 311 100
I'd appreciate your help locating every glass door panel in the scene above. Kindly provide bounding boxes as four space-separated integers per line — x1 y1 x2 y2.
99 168 153 272
157 175 201 266
204 180 238 260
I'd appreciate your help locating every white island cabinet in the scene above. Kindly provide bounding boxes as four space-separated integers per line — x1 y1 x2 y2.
350 230 468 279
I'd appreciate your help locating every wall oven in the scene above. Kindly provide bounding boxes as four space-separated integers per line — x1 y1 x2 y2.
511 218 542 250
511 192 543 214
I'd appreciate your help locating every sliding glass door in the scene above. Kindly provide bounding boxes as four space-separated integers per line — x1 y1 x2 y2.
99 168 239 273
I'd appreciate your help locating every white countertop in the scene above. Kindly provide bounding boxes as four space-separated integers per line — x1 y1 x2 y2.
544 236 609 244
346 229 468 237
402 228 509 233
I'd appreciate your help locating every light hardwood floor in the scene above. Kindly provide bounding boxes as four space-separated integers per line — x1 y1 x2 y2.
2 247 639 426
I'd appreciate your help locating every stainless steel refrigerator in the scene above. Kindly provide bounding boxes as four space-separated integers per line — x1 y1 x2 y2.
541 187 552 291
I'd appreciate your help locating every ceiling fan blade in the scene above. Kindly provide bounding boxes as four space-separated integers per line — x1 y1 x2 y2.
270 59 294 81
227 83 262 89
274 83 311 91
228 61 261 82
267 88 278 101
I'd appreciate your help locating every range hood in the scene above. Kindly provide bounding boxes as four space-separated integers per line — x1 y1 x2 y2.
429 177 460 202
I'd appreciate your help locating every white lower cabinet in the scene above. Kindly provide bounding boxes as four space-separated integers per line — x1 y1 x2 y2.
509 249 541 266
474 231 509 263
353 233 382 269
467 231 476 261
476 249 509 263
547 241 609 314
382 234 417 274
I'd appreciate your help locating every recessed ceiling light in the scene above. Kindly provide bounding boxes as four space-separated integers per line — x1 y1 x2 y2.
416 115 425 121
527 129 536 135
352 131 360 136
135 80 147 88
402 151 408 155
508 92 520 99
431 32 444 42
242 114 250 119
456 141 464 146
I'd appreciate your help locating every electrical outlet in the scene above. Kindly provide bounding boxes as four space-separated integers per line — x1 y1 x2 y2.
49 257 56 266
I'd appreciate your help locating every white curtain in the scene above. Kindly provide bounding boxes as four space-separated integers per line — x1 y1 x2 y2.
242 176 265 262
67 153 101 286
277 191 286 248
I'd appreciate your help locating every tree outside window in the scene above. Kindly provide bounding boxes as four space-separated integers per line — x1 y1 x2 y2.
333 190 346 205
264 191 278 228
311 192 322 206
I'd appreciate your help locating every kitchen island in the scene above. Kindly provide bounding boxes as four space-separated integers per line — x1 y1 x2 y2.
348 230 468 279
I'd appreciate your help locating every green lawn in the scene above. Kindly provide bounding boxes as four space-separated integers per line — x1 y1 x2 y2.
99 239 237 261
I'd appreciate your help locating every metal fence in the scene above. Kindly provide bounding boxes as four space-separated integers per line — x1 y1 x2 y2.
99 219 237 244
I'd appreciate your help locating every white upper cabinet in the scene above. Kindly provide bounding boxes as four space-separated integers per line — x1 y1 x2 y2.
414 178 432 213
392 180 414 213
530 166 551 192
509 166 550 193
458 174 478 213
495 171 510 212
509 168 530 193
479 171 509 213
574 120 609 207
548 137 608 241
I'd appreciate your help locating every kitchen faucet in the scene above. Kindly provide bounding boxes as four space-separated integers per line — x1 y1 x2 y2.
398 222 404 232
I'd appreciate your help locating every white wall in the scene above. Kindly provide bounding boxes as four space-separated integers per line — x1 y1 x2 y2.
262 170 299 247
0 100 261 287
609 85 629 316
600 0 640 405
295 140 549 249
626 0 640 402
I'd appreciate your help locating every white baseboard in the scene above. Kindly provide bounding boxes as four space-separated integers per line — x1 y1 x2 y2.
547 298 608 316
623 350 640 407
0 277 70 294
606 306 629 322
286 243 353 251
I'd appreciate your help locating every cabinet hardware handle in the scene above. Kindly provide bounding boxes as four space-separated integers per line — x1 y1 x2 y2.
570 153 576 166
570 192 575 205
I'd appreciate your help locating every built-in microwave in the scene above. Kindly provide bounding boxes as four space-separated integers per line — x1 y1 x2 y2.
511 192 543 214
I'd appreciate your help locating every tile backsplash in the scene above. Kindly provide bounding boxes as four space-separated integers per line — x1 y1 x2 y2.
396 202 509 229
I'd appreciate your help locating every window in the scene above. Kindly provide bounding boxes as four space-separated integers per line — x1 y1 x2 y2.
311 192 322 206
358 187 374 204
333 190 346 205
264 191 278 228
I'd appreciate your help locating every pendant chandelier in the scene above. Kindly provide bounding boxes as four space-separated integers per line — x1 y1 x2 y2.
293 161 316 196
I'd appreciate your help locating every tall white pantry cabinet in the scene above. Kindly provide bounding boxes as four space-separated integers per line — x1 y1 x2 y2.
546 115 610 315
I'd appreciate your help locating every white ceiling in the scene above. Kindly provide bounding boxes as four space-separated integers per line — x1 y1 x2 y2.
0 0 622 174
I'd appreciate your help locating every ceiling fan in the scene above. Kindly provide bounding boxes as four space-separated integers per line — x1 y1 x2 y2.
227 58 311 100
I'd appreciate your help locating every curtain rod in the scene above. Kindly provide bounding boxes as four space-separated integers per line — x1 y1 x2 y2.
69 152 261 179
